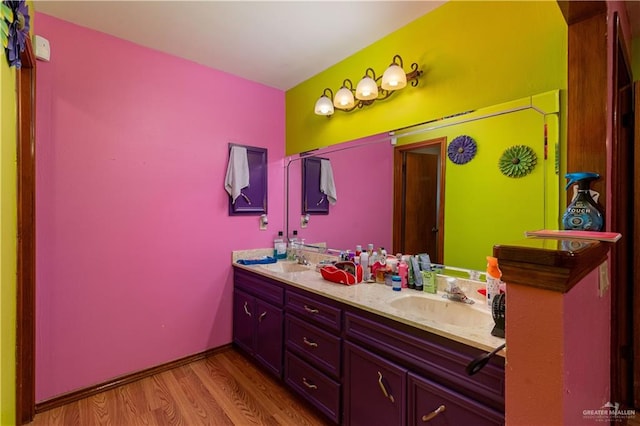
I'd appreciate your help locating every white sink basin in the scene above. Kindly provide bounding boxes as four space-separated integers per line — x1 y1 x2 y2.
259 261 314 273
388 294 492 328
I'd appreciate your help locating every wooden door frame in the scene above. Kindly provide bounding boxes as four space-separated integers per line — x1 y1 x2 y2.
634 80 640 410
392 137 446 261
560 0 638 408
16 39 37 424
610 10 635 408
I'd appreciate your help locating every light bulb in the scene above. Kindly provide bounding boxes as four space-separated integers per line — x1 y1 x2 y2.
356 76 378 100
333 87 355 109
314 95 334 116
382 64 407 91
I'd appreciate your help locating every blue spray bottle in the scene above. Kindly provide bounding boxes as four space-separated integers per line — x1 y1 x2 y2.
562 172 604 231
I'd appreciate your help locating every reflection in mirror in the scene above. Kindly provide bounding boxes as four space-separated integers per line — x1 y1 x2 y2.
286 134 393 252
286 92 560 271
393 138 445 264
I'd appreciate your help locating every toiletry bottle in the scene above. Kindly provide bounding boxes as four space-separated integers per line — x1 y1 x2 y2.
407 257 415 289
360 250 370 282
485 256 502 306
355 245 362 256
422 264 437 294
287 230 299 260
392 274 401 291
562 172 604 231
274 231 287 260
398 258 409 288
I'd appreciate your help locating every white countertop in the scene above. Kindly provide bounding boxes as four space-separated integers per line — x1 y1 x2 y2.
232 250 506 356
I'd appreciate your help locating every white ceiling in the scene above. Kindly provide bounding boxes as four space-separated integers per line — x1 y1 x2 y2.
33 1 446 90
30 1 640 91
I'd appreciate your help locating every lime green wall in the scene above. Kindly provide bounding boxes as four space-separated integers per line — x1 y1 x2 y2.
285 1 567 155
0 48 18 426
395 92 560 271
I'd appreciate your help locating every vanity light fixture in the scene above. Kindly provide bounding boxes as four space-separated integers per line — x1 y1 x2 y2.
314 54 422 117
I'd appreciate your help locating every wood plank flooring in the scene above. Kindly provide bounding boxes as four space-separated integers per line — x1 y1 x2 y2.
30 348 332 426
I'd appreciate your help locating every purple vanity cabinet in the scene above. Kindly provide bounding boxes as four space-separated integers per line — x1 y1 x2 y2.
343 341 407 426
232 267 505 425
284 288 343 424
232 289 256 355
408 372 503 425
254 298 284 376
232 268 284 378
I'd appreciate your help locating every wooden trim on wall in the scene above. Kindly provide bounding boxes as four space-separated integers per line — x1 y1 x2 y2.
564 7 608 209
16 38 37 425
610 11 635 408
494 239 611 293
557 0 606 25
634 81 640 409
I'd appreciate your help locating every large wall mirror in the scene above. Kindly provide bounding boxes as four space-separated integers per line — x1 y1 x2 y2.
286 92 560 271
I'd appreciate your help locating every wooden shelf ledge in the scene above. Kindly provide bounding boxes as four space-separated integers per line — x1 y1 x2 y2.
494 237 612 293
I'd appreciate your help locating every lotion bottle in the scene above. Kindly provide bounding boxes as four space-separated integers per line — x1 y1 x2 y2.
398 258 409 288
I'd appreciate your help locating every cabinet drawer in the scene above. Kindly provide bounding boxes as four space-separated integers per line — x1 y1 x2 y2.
285 291 342 332
234 268 284 307
345 311 504 411
285 314 341 378
285 351 341 424
408 372 504 426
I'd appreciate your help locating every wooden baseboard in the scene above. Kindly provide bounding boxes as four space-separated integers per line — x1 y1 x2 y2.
35 344 232 413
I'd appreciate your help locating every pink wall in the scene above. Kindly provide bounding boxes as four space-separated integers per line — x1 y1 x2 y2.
35 14 285 401
506 265 610 425
563 266 611 425
286 134 393 252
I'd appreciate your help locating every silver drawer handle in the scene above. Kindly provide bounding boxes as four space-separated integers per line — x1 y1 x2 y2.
377 371 395 403
303 337 318 348
243 301 252 317
303 305 319 314
258 312 267 322
302 377 318 390
422 405 446 422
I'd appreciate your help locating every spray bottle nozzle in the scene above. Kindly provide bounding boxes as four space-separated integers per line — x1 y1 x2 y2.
564 172 600 190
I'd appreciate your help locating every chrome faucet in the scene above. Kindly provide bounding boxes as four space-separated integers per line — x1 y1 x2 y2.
443 278 475 304
293 243 309 265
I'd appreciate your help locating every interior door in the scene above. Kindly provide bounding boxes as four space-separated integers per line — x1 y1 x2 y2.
403 152 439 258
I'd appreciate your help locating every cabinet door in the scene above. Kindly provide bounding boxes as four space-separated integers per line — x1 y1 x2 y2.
233 289 255 355
344 342 407 426
255 299 284 377
408 372 504 426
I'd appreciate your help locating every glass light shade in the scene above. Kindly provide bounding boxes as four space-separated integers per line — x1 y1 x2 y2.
333 87 355 109
355 76 378 100
381 64 407 91
314 95 334 116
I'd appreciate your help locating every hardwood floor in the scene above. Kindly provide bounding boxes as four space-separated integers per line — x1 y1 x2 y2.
30 348 332 425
